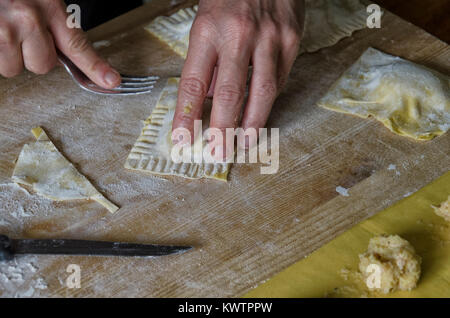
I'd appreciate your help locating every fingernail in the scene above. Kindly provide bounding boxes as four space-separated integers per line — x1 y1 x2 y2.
104 70 120 87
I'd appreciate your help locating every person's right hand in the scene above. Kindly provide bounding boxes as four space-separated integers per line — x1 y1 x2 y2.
0 0 120 88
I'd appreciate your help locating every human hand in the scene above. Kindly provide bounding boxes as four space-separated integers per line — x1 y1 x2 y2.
0 0 120 88
172 0 304 149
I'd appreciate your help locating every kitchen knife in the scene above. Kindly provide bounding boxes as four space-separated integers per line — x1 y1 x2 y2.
0 235 192 261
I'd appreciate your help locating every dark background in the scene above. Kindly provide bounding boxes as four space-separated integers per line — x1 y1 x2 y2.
66 0 450 44
375 0 450 43
64 0 143 30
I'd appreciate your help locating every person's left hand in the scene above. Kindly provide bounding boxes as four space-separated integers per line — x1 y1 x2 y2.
172 0 305 150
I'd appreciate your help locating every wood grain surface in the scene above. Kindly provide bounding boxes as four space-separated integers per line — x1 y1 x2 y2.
0 0 449 297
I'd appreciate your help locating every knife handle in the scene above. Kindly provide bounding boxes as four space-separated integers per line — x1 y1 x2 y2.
0 235 14 261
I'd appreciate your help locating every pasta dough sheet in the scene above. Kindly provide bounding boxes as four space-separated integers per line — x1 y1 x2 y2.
300 0 369 54
145 0 369 58
318 48 450 141
12 127 119 213
124 78 231 181
145 5 198 59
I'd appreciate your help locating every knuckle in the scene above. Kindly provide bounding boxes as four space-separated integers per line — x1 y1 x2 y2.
190 16 217 43
229 13 254 30
192 14 215 34
0 24 15 47
67 32 91 54
42 0 61 7
284 27 301 50
12 2 41 30
174 111 195 127
180 77 207 98
225 14 255 42
254 80 278 98
216 83 244 105
43 0 64 16
260 21 279 40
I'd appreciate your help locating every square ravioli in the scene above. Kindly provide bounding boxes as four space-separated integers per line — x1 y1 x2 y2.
124 78 231 181
318 48 450 140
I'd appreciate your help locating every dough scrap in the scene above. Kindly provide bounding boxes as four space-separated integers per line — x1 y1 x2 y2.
432 195 450 222
12 127 119 213
318 47 450 140
145 0 368 58
359 235 421 294
124 78 231 181
145 5 198 59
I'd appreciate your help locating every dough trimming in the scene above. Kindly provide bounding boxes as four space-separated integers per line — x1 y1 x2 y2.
12 127 119 213
359 234 421 293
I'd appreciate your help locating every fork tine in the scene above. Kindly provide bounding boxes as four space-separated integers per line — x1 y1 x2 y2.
58 48 159 96
86 82 155 92
120 74 159 81
110 89 154 96
110 86 155 92
83 87 155 96
120 80 158 87
97 91 154 96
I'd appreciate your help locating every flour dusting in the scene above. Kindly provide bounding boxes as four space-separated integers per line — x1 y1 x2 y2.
0 255 48 297
0 183 55 236
336 186 350 197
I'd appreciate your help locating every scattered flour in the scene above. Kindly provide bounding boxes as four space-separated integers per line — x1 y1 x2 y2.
0 184 52 296
92 40 111 49
336 186 350 197
0 255 48 297
0 183 54 236
387 164 401 176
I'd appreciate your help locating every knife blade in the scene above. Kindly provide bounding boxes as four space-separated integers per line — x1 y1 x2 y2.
0 235 192 261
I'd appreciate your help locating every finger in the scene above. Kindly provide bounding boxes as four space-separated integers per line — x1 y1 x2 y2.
22 26 57 74
277 28 301 91
209 46 251 160
13 3 57 75
0 23 24 77
210 48 251 130
47 2 120 88
172 34 217 142
241 40 280 141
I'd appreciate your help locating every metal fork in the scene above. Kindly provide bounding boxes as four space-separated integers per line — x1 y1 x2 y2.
57 49 159 96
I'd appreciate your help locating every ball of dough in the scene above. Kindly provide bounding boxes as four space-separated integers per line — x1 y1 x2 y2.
359 235 421 294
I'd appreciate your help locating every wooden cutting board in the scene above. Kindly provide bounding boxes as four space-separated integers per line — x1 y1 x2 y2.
0 0 448 297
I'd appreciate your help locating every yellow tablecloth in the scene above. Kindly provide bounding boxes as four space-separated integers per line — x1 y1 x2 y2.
245 172 450 298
